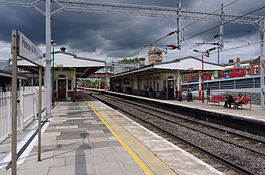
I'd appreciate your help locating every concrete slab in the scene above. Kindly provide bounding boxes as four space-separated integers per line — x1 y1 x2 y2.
17 167 49 175
89 95 223 175
10 100 147 175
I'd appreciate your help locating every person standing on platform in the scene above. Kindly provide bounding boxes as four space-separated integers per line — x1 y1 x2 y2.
144 85 148 97
163 86 167 99
149 86 153 98
168 85 174 100
190 87 193 101
207 88 211 100
187 87 192 102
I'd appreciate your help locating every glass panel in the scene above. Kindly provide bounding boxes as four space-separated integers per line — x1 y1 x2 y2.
68 80 72 90
58 74 66 79
53 80 56 90
236 69 243 73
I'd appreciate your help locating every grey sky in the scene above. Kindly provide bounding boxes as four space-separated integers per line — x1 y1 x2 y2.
0 0 264 64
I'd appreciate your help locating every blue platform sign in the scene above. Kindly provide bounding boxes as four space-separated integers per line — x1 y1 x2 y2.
18 31 43 66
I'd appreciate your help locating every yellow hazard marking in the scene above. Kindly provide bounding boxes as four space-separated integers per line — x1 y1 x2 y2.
83 97 153 175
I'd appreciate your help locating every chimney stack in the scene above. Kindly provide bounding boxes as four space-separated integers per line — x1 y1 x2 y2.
60 47 66 52
236 57 240 64
139 57 145 67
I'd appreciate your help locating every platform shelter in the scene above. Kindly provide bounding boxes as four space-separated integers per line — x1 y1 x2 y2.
16 49 105 100
109 56 224 100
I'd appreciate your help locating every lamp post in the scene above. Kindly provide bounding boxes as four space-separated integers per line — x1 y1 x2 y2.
51 40 55 107
193 47 216 103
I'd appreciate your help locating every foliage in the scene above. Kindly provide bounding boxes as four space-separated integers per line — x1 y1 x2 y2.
23 78 39 86
119 57 139 64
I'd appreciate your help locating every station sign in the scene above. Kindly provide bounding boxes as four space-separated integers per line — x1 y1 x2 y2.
18 31 43 66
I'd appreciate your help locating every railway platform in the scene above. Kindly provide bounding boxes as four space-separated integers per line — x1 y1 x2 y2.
0 92 224 175
87 88 265 122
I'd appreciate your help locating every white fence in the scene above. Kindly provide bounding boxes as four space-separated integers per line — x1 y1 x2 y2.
0 87 46 141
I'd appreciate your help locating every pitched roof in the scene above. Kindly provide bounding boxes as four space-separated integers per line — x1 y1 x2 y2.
110 56 224 78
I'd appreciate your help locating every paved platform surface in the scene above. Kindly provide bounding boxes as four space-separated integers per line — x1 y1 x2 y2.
85 93 223 175
0 112 46 175
16 98 147 175
0 92 224 175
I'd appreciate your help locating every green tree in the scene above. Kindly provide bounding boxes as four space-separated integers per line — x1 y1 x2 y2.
119 57 139 63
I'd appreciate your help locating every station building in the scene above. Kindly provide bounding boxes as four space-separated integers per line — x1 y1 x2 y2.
0 60 27 92
16 48 105 100
109 56 224 100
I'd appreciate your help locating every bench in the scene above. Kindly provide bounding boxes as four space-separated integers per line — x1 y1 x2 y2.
232 98 251 110
207 96 252 110
207 96 226 105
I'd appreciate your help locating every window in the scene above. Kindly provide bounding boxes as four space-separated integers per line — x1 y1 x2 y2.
228 70 233 75
245 68 249 75
235 69 244 74
68 80 72 90
58 74 66 79
254 66 258 74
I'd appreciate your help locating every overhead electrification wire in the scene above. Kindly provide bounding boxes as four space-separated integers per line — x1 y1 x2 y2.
183 4 265 42
151 31 176 45
182 0 239 30
149 0 239 47
217 40 264 53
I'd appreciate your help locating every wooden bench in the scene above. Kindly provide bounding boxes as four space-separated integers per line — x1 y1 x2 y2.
207 96 226 105
232 98 251 110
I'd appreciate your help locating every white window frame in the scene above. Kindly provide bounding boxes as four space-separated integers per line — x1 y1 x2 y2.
254 66 258 74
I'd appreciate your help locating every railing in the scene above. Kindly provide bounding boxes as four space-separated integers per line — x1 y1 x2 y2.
182 75 264 91
0 92 11 142
0 87 46 142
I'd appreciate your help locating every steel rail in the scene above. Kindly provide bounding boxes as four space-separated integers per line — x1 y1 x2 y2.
100 92 264 141
87 91 256 175
102 93 265 156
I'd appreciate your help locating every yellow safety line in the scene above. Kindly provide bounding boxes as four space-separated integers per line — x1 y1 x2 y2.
83 97 153 175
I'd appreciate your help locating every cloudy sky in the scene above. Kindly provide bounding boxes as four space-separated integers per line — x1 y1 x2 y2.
0 0 264 65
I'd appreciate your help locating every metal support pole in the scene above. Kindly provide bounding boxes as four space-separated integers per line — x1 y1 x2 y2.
52 42 55 107
38 66 42 161
220 3 224 50
260 18 265 111
45 0 52 117
11 29 18 175
176 2 181 50
177 70 181 100
202 54 204 103
199 71 202 100
217 46 220 64
73 68 76 102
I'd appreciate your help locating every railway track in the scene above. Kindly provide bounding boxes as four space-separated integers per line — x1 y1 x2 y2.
81 90 265 175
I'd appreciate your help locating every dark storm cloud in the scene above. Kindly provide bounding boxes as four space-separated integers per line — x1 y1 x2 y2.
51 10 177 57
0 2 47 43
0 0 264 59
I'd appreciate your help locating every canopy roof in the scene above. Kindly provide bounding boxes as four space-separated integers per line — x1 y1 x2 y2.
15 51 105 78
110 56 224 78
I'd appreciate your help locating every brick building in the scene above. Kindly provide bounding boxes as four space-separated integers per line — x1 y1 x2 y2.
181 57 264 84
148 46 163 65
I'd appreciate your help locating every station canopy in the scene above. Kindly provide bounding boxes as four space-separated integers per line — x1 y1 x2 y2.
111 56 224 78
15 51 105 78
